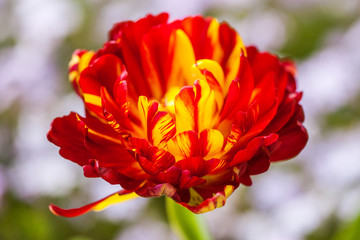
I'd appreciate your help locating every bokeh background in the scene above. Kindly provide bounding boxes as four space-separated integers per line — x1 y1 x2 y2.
1 0 360 239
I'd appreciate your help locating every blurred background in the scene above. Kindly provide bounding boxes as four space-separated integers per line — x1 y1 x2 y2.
1 0 360 239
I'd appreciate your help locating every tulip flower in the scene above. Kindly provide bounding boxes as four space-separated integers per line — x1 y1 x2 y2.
48 13 308 218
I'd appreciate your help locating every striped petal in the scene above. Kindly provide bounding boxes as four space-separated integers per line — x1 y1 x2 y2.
140 27 196 98
179 16 246 89
50 190 138 217
167 129 224 160
167 131 199 160
79 54 124 120
68 50 95 97
174 80 218 133
150 111 176 149
178 185 234 214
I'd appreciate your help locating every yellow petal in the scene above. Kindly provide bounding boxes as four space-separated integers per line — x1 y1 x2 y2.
174 80 218 133
167 29 197 88
200 129 224 159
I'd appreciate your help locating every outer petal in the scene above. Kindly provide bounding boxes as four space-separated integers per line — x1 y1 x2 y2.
68 50 95 97
79 54 124 120
246 46 280 85
117 13 170 98
269 106 308 161
109 13 169 41
83 134 147 181
49 190 138 217
47 112 91 166
177 185 234 214
82 159 143 189
261 92 301 135
230 134 278 166
76 113 127 147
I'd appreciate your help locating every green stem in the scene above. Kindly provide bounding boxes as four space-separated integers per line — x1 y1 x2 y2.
165 197 212 240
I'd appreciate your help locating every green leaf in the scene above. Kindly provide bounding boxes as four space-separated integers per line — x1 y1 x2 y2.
165 197 212 240
332 213 360 240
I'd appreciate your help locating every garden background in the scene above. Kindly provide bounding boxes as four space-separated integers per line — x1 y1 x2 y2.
0 0 360 239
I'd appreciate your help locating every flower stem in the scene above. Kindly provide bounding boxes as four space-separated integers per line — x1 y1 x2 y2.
165 197 212 240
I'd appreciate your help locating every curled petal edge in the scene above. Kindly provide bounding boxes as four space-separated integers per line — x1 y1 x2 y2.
49 190 138 217
177 185 234 214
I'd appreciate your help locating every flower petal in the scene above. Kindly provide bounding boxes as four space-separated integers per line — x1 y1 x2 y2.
230 134 278 166
193 59 225 110
49 190 138 217
220 56 254 122
116 13 172 98
199 129 224 159
109 13 169 41
100 86 132 138
68 50 95 97
269 106 308 161
178 185 234 214
140 27 196 98
47 112 91 166
79 54 124 120
150 111 176 149
174 80 218 133
130 137 175 175
167 131 199 160
179 16 246 88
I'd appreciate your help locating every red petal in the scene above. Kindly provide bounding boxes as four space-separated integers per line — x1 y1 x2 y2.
49 190 137 217
246 46 280 85
130 137 175 175
230 134 278 166
47 112 91 166
117 14 171 98
220 56 254 122
79 54 124 120
84 137 147 180
68 50 95 97
109 13 169 41
140 25 196 98
178 16 245 87
100 86 133 137
261 92 300 135
270 106 308 161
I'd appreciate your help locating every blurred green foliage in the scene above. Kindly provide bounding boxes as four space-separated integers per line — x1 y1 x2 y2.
0 104 20 166
0 192 123 240
331 212 360 240
323 92 360 130
306 214 340 240
279 10 340 59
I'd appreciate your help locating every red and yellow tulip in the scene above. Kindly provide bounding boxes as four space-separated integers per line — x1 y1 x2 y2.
48 13 308 217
